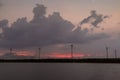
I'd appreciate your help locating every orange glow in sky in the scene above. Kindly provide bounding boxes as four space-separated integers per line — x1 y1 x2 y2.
0 50 90 58
43 53 90 58
15 51 35 57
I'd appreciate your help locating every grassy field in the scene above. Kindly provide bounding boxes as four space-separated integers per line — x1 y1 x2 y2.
0 58 120 63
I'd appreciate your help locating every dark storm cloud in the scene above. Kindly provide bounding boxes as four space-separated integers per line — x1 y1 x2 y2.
0 4 110 48
80 10 109 28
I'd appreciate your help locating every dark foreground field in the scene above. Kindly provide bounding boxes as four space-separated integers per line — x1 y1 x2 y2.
0 58 120 63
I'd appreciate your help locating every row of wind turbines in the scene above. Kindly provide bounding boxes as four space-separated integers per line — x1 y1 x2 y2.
106 46 118 58
8 45 118 59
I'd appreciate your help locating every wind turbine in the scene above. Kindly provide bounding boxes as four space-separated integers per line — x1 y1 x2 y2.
105 46 109 58
70 44 74 59
38 48 41 59
114 49 117 58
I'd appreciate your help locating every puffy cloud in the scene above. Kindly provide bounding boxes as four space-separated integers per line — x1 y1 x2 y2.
79 10 109 28
31 4 47 23
0 19 8 28
0 19 9 37
0 4 110 49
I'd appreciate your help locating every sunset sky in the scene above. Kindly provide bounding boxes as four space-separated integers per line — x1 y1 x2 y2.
0 0 120 58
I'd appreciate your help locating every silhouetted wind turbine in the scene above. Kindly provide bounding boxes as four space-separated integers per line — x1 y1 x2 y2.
105 46 109 58
114 49 117 58
38 48 41 59
70 44 74 59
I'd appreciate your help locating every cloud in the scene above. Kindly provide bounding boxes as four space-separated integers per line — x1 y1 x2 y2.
31 4 47 23
0 19 8 27
79 10 109 28
0 3 3 7
118 22 120 24
0 4 110 49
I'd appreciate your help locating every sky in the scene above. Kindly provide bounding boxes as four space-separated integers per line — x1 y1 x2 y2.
0 0 120 59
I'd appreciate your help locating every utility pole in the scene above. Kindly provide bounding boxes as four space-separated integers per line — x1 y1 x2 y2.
38 48 41 59
106 46 109 58
114 49 117 58
70 44 73 59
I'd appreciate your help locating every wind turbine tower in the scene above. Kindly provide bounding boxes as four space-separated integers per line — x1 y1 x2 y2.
38 48 41 59
70 44 74 59
106 46 109 58
114 49 117 58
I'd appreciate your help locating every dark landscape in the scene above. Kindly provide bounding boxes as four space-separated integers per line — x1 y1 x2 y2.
1 58 120 63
